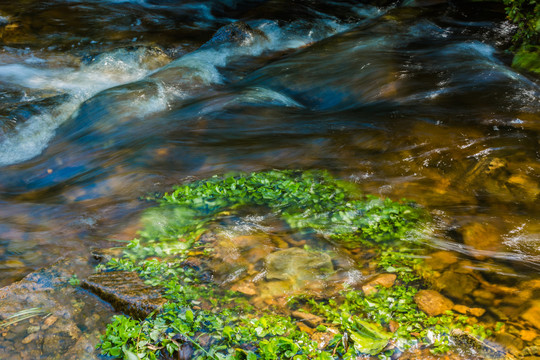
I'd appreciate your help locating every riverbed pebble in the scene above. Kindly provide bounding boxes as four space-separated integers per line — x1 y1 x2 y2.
414 290 454 316
361 273 396 295
522 301 540 330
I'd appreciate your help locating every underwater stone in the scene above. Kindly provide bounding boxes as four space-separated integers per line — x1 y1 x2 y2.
461 222 501 260
265 247 334 283
291 311 324 328
414 290 454 316
495 332 524 354
0 257 113 360
436 270 479 300
522 301 540 331
425 250 458 271
311 328 339 350
82 271 166 320
520 329 539 342
452 304 485 317
361 273 396 296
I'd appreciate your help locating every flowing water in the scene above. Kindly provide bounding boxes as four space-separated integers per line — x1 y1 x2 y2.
0 0 539 357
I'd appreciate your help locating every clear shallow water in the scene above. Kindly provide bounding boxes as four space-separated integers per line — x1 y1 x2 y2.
0 0 538 297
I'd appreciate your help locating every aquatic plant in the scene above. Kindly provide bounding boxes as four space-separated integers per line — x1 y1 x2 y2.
128 170 423 259
97 170 497 360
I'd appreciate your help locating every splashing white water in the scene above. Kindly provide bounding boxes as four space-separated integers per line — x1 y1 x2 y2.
0 47 170 166
0 17 358 166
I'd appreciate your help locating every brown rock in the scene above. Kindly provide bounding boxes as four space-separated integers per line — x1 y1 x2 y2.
473 289 496 305
468 307 486 317
291 311 324 328
425 251 458 271
311 329 338 350
522 301 540 331
507 174 540 199
500 289 532 307
389 320 400 333
21 333 39 345
452 304 486 317
522 346 540 356
520 329 538 342
414 290 454 316
230 281 257 296
521 279 540 290
265 248 334 282
0 257 115 360
42 315 58 330
495 332 523 354
437 271 479 300
362 273 397 296
81 271 166 320
296 322 315 335
461 222 501 259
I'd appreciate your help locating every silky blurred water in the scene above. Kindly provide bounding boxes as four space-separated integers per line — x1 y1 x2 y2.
0 0 538 288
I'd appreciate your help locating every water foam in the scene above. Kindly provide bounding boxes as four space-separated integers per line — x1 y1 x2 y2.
0 15 364 166
0 47 169 166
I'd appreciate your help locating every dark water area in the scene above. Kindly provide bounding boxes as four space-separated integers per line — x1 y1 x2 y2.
0 0 539 356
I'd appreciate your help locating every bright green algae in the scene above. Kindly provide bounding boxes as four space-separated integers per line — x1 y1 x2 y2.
97 170 495 360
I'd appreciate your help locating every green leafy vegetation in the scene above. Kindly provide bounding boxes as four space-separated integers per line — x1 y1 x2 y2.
502 0 540 73
129 170 423 259
503 0 539 48
511 44 540 73
97 170 497 360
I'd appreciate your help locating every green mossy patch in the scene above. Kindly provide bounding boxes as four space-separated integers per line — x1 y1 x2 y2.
512 45 540 74
96 170 499 360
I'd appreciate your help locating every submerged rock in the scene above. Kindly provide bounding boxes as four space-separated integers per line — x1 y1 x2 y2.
494 332 524 355
0 257 114 360
254 247 334 298
361 273 397 295
81 271 166 320
436 270 479 300
414 289 454 316
453 304 486 317
265 247 334 282
425 250 458 271
291 310 324 328
521 301 540 331
461 222 502 259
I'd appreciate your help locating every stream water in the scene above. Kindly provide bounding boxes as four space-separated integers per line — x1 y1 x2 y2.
0 0 539 358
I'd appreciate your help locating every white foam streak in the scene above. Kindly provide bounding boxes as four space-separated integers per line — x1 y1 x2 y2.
0 18 355 166
0 47 167 166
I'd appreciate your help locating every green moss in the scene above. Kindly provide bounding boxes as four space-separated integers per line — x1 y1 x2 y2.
97 170 496 359
512 45 540 73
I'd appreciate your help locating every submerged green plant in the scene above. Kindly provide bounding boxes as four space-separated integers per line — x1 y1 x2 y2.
97 170 495 360
127 170 423 258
